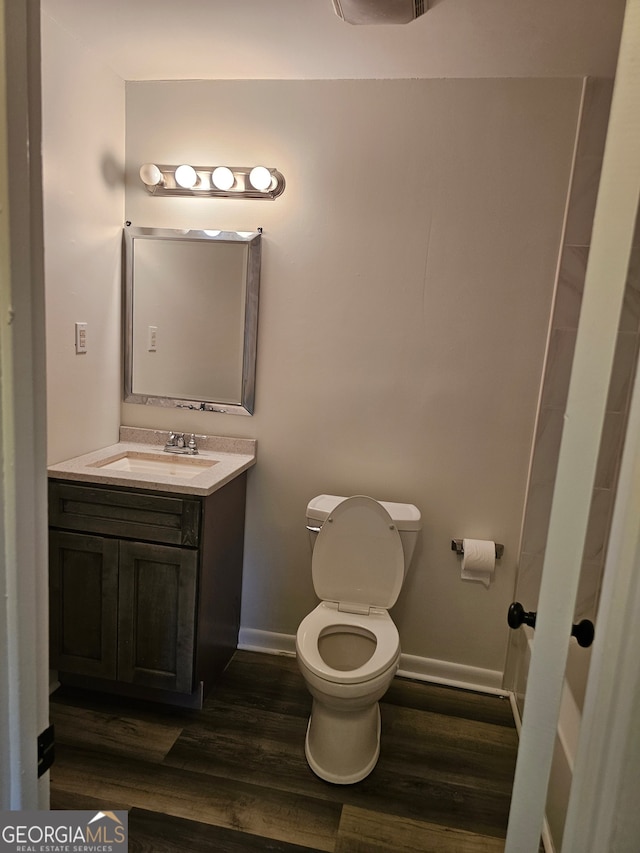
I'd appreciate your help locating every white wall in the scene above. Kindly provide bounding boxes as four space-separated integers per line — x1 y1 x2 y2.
41 12 124 464
42 0 625 82
122 78 581 677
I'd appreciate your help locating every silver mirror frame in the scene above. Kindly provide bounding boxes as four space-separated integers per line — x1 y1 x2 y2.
123 226 262 416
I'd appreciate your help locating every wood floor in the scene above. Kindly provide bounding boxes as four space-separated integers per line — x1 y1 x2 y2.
50 650 519 852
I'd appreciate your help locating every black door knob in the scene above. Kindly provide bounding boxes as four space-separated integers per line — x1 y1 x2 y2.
507 601 595 648
571 619 595 648
507 601 537 630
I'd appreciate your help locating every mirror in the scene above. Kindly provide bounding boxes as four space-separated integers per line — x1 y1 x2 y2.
124 226 261 415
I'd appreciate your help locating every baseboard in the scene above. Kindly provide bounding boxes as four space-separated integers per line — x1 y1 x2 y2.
238 627 297 657
397 652 507 695
237 628 507 696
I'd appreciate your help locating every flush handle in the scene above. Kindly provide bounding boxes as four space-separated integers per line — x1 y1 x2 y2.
507 601 595 648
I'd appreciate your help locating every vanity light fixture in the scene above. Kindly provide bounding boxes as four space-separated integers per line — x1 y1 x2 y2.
139 162 285 199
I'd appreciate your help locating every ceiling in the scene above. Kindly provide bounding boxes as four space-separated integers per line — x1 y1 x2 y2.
41 0 625 82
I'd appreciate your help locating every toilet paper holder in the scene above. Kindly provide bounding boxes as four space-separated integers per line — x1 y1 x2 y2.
451 539 504 559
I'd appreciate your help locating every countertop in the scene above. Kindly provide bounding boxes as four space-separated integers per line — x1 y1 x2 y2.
47 427 256 497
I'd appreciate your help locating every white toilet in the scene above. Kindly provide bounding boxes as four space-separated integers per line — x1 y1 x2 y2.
296 494 421 784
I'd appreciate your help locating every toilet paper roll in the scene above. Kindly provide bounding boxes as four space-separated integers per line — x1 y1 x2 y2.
461 539 496 588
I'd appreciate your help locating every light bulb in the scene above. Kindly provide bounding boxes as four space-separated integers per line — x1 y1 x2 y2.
249 166 273 191
211 166 235 191
174 164 198 189
139 163 163 186
203 230 221 237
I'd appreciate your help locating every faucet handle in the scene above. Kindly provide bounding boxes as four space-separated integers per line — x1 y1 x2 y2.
188 434 198 453
166 431 177 446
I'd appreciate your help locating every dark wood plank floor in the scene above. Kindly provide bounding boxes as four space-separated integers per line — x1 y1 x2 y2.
50 650 519 852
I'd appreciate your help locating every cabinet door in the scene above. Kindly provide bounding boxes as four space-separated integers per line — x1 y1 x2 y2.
117 541 198 694
49 530 119 679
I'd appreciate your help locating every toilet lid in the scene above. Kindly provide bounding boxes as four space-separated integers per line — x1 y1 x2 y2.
312 495 405 609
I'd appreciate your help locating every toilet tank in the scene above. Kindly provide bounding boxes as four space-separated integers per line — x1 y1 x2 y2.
306 494 421 572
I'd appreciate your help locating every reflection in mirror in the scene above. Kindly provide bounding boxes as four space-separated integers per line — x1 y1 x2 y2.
124 226 261 415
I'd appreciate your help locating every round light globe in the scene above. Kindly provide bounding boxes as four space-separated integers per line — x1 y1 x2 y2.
139 163 163 186
174 164 198 189
249 166 272 191
211 166 235 191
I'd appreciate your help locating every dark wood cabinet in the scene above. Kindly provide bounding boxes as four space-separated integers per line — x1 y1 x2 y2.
48 474 247 707
117 540 198 694
49 530 119 680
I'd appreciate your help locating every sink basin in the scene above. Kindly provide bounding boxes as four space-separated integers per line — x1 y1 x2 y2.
90 450 219 480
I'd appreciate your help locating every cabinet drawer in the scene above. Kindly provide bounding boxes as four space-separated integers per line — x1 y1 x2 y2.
49 481 201 547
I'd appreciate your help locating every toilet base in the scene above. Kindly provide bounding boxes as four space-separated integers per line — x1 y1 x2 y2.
304 698 381 784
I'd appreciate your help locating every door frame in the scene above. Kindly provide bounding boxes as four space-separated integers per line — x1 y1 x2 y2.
505 0 640 848
563 279 640 849
0 0 49 809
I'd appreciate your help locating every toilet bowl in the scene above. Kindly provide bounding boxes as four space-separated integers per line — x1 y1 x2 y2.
296 494 421 784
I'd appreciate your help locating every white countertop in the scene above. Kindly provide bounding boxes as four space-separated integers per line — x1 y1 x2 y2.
47 427 256 497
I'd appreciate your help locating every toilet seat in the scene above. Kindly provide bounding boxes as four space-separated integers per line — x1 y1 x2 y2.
311 495 405 610
297 496 404 685
296 602 400 684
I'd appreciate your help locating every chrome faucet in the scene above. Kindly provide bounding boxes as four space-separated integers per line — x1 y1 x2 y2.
164 431 198 455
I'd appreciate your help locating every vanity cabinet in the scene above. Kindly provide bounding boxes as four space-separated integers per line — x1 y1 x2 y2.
48 474 247 707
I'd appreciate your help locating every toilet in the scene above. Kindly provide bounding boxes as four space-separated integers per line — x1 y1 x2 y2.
296 494 421 784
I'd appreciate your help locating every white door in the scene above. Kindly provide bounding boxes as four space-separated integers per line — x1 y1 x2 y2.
505 0 640 849
0 0 50 809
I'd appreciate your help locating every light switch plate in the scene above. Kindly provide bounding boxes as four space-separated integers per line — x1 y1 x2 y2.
75 322 87 354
